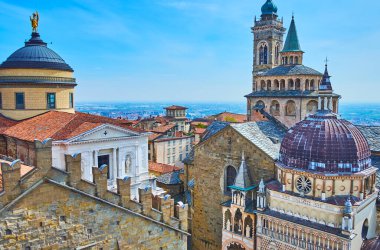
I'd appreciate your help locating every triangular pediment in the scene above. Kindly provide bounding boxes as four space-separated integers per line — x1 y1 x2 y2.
63 124 141 143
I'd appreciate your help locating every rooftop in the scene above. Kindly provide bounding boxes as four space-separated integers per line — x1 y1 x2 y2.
256 64 322 77
149 162 181 175
165 105 188 110
0 32 73 72
2 111 142 142
357 126 380 152
156 171 182 185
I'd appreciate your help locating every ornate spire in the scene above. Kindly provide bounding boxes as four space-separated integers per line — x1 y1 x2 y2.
231 152 254 190
319 60 333 91
282 15 302 53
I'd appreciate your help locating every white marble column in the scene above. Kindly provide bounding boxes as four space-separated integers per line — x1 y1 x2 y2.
112 147 117 181
324 97 328 110
94 150 99 167
329 97 333 111
318 97 321 110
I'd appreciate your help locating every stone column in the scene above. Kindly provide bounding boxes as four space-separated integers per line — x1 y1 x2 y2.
318 97 321 110
112 147 117 181
94 150 99 167
329 97 333 110
324 97 328 110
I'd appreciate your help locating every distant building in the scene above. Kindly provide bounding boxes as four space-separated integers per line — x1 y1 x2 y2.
208 112 247 123
148 161 181 176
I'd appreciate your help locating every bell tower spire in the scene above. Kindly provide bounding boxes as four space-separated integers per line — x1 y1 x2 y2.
252 0 286 87
280 15 304 65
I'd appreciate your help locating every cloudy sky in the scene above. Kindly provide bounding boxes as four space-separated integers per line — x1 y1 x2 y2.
0 0 379 103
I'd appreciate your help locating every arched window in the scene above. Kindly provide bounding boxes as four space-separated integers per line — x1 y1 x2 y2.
290 56 294 64
362 219 369 239
306 100 318 115
305 80 310 90
256 100 265 109
260 80 266 91
267 80 272 91
295 79 301 90
280 80 286 90
225 166 237 193
288 79 294 90
284 57 288 65
295 56 299 64
285 100 296 116
270 100 280 116
259 42 268 65
244 216 253 238
310 80 315 90
234 209 243 235
274 80 279 90
224 209 232 231
275 44 280 64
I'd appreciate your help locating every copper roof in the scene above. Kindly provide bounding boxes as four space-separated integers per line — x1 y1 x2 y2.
279 111 372 173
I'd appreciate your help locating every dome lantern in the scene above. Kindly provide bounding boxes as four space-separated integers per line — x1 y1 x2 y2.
261 0 278 16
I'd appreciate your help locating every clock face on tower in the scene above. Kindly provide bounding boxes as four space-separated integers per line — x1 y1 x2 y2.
296 176 312 194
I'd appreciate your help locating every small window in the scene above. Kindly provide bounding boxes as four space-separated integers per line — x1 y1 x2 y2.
47 93 56 109
69 93 74 108
15 93 25 109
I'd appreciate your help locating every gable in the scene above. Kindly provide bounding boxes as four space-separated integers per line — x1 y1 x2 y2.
65 124 141 143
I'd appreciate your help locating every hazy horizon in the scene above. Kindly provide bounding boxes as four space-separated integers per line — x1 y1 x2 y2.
0 0 379 103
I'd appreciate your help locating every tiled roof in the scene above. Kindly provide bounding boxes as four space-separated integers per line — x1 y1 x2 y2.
231 121 287 160
245 90 340 98
256 64 322 77
165 105 188 110
156 171 182 185
149 124 176 134
373 156 380 169
279 111 372 173
149 162 181 174
0 115 18 133
201 121 230 142
2 111 142 142
208 112 246 123
148 132 162 141
357 126 380 152
194 127 206 134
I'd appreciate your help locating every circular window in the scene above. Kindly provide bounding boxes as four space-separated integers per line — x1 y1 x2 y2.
296 176 312 194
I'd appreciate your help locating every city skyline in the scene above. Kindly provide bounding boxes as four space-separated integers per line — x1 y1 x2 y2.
0 0 379 103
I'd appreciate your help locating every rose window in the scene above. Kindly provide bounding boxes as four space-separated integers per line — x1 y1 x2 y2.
296 176 312 194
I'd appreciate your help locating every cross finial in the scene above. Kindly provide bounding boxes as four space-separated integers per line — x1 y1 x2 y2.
325 57 328 66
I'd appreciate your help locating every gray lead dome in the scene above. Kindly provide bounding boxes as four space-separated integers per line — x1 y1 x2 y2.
0 32 73 72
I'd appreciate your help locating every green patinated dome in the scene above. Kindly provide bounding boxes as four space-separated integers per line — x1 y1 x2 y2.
261 0 278 15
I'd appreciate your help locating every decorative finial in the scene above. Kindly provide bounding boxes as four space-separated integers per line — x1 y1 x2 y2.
325 57 328 67
30 11 39 33
292 12 294 19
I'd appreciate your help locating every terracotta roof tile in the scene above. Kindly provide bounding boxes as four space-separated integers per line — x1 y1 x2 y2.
149 161 181 174
208 112 246 123
194 127 206 134
2 111 142 142
165 105 187 110
149 124 175 134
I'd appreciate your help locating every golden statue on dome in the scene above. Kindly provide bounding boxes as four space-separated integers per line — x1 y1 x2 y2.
30 11 39 32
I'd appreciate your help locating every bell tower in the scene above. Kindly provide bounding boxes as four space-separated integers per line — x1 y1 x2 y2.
252 0 286 87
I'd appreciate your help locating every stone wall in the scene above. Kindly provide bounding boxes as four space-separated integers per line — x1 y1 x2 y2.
191 126 276 250
0 181 187 249
0 139 189 249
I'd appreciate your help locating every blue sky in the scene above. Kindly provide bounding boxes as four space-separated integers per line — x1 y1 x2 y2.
0 0 379 103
